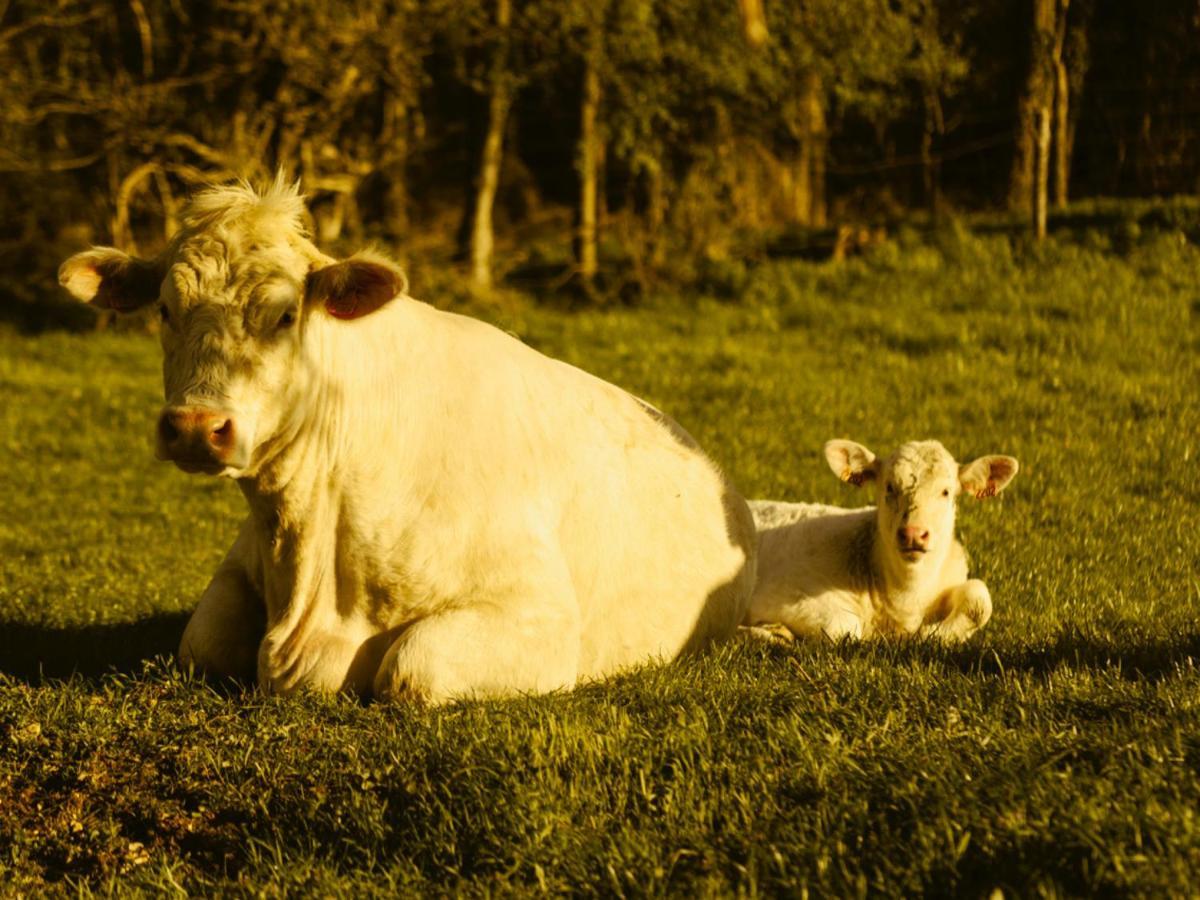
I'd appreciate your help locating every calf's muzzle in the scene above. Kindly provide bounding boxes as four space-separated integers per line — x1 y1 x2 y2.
157 406 240 472
896 525 930 554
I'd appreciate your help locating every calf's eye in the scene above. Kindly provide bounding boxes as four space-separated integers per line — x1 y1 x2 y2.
278 310 296 329
158 304 170 324
942 488 951 497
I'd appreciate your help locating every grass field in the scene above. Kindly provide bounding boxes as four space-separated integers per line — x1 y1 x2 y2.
2 226 1199 895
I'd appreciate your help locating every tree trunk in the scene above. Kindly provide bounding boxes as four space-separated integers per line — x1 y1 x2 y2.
1034 109 1051 239
1051 0 1072 207
1052 56 1069 207
645 162 666 267
382 96 409 237
737 0 768 48
112 161 160 253
153 167 178 240
468 0 512 289
792 142 812 227
791 70 826 227
319 193 346 244
1009 0 1058 214
810 114 827 228
596 136 608 230
577 56 601 283
922 89 944 217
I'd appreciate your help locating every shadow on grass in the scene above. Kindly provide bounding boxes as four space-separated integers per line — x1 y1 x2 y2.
968 629 1200 681
746 623 1200 684
826 624 1200 682
0 612 190 682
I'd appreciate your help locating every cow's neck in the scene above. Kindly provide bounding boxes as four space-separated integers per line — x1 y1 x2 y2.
237 303 422 627
871 524 954 631
250 302 424 489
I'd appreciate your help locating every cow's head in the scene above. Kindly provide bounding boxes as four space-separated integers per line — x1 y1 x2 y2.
58 178 407 477
824 439 1018 565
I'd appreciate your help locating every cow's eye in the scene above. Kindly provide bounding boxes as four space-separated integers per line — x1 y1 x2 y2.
158 303 170 325
277 309 296 329
886 483 896 496
942 488 951 497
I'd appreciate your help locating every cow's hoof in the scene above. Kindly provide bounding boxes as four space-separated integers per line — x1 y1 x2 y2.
740 623 795 645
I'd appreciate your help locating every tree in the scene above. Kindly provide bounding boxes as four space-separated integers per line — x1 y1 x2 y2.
910 0 970 215
547 0 660 285
758 0 930 227
468 0 513 288
442 0 558 289
1010 0 1072 233
1054 0 1093 208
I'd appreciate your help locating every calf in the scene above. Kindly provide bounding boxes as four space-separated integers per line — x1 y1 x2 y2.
746 439 1017 642
58 177 756 702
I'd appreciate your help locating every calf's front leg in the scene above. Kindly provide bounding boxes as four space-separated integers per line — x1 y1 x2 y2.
920 579 992 643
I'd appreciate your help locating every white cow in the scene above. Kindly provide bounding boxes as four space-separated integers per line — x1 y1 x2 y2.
58 177 756 702
746 439 1017 643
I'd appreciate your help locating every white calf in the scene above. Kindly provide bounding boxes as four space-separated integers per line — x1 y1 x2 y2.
746 439 1018 643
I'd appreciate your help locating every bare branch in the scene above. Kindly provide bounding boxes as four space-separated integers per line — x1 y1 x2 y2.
0 149 105 173
128 0 154 80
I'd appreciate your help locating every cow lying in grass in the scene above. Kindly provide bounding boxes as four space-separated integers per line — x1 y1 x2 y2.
57 176 756 703
745 439 1018 643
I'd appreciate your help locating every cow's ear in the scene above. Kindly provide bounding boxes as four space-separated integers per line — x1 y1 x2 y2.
959 455 1019 500
825 440 878 487
306 252 408 320
58 247 163 311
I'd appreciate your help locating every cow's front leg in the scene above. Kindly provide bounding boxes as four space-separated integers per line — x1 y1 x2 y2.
179 529 264 680
920 579 992 643
374 596 582 704
257 626 394 696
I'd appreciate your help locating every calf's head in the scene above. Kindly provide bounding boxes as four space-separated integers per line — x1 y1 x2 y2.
824 439 1018 564
58 179 406 476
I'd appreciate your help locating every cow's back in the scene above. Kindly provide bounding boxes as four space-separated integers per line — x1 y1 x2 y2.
555 387 757 676
355 301 757 681
527 350 757 676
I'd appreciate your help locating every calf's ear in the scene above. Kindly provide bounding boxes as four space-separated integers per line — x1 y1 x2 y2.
58 247 163 311
307 252 408 320
959 455 1019 499
824 440 878 487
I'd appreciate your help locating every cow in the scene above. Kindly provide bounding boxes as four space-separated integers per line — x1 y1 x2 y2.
57 176 757 703
745 439 1018 643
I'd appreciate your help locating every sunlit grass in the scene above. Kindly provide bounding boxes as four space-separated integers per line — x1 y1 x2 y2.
1 228 1199 893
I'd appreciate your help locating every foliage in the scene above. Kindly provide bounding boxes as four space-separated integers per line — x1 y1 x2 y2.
2 227 1199 893
0 0 1196 282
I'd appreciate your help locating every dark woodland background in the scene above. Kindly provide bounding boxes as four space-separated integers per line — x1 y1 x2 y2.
1 0 1198 314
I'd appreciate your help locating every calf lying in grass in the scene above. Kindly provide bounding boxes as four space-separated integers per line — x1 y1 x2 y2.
746 439 1018 643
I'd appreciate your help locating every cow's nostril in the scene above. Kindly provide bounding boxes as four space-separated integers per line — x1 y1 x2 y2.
209 419 233 448
157 406 240 468
159 415 180 445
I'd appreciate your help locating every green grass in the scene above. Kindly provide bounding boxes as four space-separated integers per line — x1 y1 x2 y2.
2 227 1199 894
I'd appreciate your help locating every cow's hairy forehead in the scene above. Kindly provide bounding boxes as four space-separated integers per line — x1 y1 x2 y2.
167 237 305 308
883 441 958 488
160 175 319 308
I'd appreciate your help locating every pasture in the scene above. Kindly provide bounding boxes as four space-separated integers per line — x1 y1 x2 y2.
1 226 1199 894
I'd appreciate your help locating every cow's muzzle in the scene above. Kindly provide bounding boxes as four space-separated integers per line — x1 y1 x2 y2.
156 405 244 473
